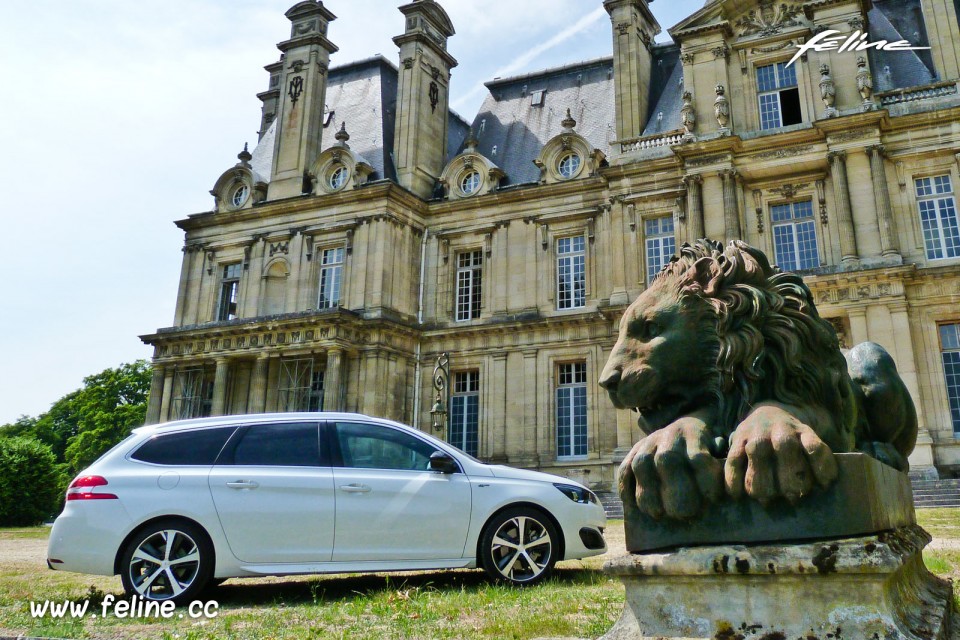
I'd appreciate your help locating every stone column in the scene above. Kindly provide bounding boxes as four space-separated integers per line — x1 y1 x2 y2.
866 145 900 259
144 365 165 425
173 248 194 326
211 358 230 417
160 368 175 422
684 174 705 241
828 151 860 263
323 348 343 411
720 169 741 242
248 355 269 414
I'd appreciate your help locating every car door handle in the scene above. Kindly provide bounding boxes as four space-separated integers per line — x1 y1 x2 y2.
340 483 371 493
226 481 259 490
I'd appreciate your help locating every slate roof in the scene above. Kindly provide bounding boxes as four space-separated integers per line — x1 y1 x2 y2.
869 0 936 92
642 45 683 137
468 57 617 186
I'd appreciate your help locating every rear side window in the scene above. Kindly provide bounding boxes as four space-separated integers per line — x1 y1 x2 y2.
220 423 323 467
131 427 236 466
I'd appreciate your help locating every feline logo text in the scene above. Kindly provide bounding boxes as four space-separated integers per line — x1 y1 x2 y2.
789 30 930 67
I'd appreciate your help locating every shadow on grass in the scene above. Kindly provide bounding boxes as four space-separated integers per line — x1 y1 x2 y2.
209 566 603 607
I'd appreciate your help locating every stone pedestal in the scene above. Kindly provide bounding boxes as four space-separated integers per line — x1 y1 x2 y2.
602 526 955 640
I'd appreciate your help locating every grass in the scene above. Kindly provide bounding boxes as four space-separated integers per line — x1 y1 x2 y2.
1 510 958 639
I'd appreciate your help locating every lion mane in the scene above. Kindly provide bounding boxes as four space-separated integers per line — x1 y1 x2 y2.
659 239 855 445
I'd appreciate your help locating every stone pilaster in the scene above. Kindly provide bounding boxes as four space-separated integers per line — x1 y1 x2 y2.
323 348 343 411
160 368 175 423
249 355 269 414
145 365 165 425
604 0 660 140
866 145 900 259
720 169 741 242
828 150 860 263
684 174 705 241
211 358 230 417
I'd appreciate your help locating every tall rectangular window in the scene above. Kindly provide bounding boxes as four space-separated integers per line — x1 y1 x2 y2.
171 368 214 420
916 175 960 260
757 62 801 130
318 247 344 309
772 200 819 271
456 250 483 321
645 217 676 285
557 235 586 310
217 264 242 321
941 324 960 434
449 371 480 457
556 362 587 459
278 359 324 412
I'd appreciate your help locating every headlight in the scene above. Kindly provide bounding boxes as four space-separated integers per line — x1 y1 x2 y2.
553 483 599 504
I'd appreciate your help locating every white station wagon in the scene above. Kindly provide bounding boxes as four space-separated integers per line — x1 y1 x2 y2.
48 413 607 603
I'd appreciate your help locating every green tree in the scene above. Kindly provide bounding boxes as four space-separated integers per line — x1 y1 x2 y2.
62 361 152 472
0 437 64 525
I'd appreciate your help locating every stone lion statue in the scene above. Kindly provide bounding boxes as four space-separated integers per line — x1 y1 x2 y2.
599 239 917 520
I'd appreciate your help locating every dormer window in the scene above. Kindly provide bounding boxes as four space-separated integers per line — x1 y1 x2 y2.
459 170 481 196
558 152 582 179
531 89 545 107
329 166 348 191
231 184 250 208
757 62 801 130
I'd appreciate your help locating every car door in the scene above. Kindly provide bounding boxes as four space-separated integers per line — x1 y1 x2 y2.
208 421 335 564
331 421 472 562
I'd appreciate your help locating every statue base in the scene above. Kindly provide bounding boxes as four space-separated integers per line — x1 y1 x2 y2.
601 526 955 640
625 454 915 552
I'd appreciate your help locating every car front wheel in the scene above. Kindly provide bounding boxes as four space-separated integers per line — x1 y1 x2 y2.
119 520 213 604
479 507 559 585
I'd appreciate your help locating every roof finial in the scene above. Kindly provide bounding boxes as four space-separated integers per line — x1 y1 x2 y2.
335 121 351 147
465 128 478 151
238 142 252 165
561 108 577 132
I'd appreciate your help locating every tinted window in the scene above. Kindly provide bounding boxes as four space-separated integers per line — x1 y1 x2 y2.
132 427 236 466
336 422 439 471
224 423 321 467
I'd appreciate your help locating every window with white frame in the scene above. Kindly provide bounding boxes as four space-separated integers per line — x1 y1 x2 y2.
645 217 676 285
171 367 214 420
557 235 586 310
771 200 819 271
757 62 801 130
916 175 960 260
217 264 242 321
278 358 324 412
449 371 480 457
318 247 344 309
556 362 588 459
941 324 960 434
455 250 483 321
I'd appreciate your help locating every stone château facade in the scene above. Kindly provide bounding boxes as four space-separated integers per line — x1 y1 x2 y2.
141 0 960 485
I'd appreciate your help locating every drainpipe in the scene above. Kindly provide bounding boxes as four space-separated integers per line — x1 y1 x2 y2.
412 229 429 428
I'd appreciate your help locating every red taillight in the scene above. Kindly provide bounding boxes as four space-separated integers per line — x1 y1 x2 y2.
66 475 118 501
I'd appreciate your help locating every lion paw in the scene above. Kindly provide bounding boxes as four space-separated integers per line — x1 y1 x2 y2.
724 404 839 506
619 417 724 520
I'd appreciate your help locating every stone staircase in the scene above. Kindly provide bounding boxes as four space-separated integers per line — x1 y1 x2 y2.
596 477 960 518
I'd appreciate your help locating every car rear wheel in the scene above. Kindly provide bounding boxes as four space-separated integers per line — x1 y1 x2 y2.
479 507 558 585
119 520 213 604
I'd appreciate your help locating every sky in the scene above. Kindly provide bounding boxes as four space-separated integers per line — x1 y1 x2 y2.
0 0 695 426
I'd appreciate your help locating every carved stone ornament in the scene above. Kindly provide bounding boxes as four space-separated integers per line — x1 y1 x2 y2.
771 182 809 199
714 85 730 132
680 91 696 139
753 190 764 233
617 21 631 36
736 1 804 37
712 44 730 60
820 63 837 118
680 51 695 65
599 238 919 523
857 56 875 110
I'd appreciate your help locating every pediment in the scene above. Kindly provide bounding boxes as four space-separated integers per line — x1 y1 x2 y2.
671 0 810 40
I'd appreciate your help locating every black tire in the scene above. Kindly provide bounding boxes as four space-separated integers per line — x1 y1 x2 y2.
479 507 559 586
119 519 214 605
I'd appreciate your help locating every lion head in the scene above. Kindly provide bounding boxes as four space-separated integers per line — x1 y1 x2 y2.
599 239 854 445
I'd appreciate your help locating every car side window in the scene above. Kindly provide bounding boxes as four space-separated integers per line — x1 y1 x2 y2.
335 422 437 471
131 427 237 466
219 422 323 467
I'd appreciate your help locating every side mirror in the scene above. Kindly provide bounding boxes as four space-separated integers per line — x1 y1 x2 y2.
429 451 458 474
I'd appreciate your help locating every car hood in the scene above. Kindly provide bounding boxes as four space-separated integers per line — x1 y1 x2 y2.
484 464 585 488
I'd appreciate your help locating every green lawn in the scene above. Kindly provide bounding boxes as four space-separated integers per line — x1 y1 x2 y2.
1 510 958 640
